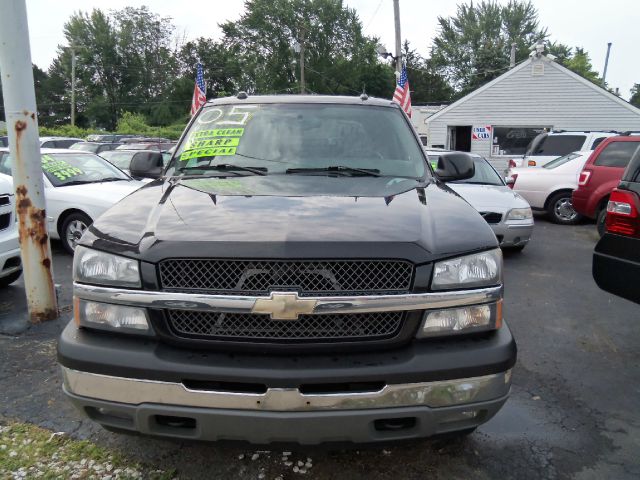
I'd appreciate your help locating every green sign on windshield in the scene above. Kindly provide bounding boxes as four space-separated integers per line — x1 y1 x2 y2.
41 155 84 181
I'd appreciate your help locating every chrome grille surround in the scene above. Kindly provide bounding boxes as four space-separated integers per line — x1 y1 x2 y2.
167 310 405 342
158 259 414 296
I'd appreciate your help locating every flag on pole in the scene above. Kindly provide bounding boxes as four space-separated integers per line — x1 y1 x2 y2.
190 63 206 116
392 66 412 118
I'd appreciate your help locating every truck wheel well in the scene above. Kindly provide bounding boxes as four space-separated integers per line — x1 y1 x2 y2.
57 209 91 237
544 189 573 211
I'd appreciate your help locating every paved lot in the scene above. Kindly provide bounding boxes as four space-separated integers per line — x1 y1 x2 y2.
1 217 639 479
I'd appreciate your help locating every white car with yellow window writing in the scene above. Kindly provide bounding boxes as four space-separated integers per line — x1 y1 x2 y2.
0 148 145 254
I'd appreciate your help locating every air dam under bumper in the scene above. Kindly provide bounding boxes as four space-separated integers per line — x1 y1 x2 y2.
62 367 511 444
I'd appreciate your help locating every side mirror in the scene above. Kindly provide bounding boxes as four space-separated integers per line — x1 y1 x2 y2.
130 152 164 179
435 152 475 181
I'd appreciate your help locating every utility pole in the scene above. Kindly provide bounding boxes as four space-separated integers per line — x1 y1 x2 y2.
299 27 306 94
70 45 76 126
0 0 59 322
393 0 402 73
602 42 612 85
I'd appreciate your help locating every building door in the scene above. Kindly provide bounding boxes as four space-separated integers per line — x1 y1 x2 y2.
448 126 472 152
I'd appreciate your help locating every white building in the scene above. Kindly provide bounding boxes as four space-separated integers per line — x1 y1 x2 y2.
424 55 640 170
410 104 448 137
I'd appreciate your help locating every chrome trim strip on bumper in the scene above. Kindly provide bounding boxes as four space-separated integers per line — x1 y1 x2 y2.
62 367 511 411
73 283 503 315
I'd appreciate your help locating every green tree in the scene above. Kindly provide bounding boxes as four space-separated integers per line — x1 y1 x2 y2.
430 0 547 95
402 41 453 103
548 43 602 86
630 84 640 108
218 0 394 97
0 65 64 128
563 47 601 85
51 7 179 130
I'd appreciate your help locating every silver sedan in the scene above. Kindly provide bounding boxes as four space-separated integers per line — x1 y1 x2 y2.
427 151 534 251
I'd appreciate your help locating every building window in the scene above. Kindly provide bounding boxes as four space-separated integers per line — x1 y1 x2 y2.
491 126 551 156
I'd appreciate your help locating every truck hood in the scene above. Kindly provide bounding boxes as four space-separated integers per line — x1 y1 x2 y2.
83 175 498 264
447 183 530 212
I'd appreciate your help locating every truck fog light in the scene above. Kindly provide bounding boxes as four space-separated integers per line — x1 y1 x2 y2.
74 298 151 335
418 302 501 338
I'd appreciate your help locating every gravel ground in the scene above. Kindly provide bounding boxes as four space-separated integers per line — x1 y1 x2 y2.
0 422 174 479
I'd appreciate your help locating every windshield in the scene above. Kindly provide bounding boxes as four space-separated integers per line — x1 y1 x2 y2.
450 157 504 186
1 152 130 186
543 152 583 169
172 103 427 179
100 151 135 170
69 143 99 153
525 135 586 157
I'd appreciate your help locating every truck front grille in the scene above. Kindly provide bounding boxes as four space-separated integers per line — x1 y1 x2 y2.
166 310 405 343
158 259 413 296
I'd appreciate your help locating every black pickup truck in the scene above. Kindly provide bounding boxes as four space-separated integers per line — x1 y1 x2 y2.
58 94 516 445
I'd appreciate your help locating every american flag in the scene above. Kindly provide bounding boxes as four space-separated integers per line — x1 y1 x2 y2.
393 66 412 117
190 63 207 116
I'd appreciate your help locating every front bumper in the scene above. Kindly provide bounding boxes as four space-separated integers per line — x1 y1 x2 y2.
63 377 509 444
0 232 21 278
491 221 534 247
58 320 516 444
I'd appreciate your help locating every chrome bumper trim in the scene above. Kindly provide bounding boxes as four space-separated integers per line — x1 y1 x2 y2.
62 367 511 411
73 283 503 315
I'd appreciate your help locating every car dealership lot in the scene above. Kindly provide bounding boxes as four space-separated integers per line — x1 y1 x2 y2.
1 217 639 480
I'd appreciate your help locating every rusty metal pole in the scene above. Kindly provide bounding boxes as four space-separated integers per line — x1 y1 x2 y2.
0 0 58 322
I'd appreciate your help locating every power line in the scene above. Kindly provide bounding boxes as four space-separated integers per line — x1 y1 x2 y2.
363 0 384 32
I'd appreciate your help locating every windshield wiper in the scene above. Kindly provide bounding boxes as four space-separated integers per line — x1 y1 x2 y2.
286 166 380 177
97 177 129 182
57 180 93 186
180 164 267 176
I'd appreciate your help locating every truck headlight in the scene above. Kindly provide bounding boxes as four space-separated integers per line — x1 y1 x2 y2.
432 249 502 290
506 207 532 221
74 298 151 334
417 301 502 338
73 246 140 288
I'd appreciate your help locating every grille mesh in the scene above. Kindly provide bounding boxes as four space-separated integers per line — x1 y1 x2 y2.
167 310 404 342
0 213 10 230
159 259 413 295
480 212 503 224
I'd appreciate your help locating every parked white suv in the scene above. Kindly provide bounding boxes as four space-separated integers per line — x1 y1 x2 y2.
510 131 618 169
0 175 21 287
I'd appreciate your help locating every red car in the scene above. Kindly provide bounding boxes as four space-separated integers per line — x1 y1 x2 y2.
572 136 640 235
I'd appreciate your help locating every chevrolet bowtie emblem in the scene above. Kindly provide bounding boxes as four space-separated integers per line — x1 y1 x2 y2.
252 292 317 320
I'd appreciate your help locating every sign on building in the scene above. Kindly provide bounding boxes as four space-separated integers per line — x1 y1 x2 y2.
472 125 492 140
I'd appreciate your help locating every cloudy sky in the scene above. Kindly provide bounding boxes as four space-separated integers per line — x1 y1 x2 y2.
25 0 639 100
